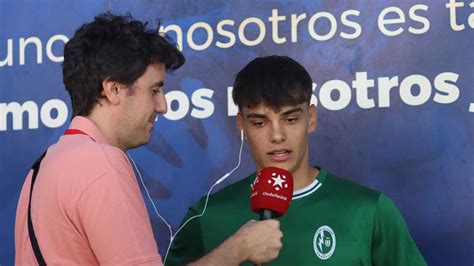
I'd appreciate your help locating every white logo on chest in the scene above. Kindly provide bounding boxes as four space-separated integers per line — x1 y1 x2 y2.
313 225 336 260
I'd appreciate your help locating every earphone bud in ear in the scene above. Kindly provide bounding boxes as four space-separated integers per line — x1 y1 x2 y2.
240 130 244 141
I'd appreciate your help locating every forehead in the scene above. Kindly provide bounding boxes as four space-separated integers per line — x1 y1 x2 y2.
241 102 307 116
137 63 165 84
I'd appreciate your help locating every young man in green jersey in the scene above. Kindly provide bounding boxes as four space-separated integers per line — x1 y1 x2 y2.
167 56 426 265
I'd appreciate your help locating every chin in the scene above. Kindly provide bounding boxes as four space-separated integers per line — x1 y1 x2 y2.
140 138 151 147
129 139 149 150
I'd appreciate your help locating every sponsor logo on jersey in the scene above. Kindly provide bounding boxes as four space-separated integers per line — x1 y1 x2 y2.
313 225 336 260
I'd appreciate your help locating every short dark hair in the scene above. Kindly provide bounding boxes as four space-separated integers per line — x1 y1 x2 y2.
232 55 312 111
63 12 185 117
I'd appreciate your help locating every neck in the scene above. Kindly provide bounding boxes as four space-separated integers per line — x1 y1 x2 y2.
292 165 319 191
87 110 127 151
291 148 319 191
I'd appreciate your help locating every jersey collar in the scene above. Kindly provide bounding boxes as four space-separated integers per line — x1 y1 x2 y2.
292 168 327 200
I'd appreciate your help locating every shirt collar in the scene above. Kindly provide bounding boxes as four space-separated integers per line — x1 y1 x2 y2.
68 116 110 145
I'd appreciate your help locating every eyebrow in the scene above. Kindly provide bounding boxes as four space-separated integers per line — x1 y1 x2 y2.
151 81 164 88
281 107 303 116
246 113 267 119
246 107 303 119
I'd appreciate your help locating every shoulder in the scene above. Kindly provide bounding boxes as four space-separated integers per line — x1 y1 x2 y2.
190 175 253 212
323 171 381 204
323 171 407 225
214 176 253 199
45 136 133 186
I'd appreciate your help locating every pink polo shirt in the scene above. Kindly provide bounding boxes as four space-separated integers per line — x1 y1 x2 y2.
15 116 162 265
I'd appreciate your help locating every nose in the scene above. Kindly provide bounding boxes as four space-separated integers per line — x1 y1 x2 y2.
270 123 286 143
155 93 167 114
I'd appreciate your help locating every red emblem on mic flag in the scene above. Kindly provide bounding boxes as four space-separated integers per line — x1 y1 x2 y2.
250 167 294 217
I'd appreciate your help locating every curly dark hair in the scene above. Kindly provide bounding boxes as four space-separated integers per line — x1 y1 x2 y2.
63 12 185 117
232 55 312 111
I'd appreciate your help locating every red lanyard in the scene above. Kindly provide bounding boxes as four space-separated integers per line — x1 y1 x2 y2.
64 129 95 141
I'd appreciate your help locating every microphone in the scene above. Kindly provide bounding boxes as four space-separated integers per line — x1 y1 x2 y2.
250 167 293 220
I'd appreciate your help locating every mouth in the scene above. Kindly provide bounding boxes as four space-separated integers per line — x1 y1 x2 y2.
147 120 155 130
267 149 292 162
148 116 157 125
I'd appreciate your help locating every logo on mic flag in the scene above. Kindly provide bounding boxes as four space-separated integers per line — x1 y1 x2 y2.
268 172 289 191
251 170 290 192
250 167 293 217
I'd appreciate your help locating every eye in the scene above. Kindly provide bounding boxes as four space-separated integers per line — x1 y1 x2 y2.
286 117 298 124
152 88 160 95
252 121 265 127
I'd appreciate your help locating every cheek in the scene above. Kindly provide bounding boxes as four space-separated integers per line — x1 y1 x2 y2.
247 135 267 155
249 138 263 151
142 96 155 112
290 128 309 148
246 130 266 145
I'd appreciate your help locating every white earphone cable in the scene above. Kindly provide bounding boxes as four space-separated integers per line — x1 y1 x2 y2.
128 130 244 265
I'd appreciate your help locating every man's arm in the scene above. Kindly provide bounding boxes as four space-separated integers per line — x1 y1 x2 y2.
189 219 283 266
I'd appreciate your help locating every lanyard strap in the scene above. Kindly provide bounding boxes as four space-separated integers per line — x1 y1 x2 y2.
64 129 94 140
28 151 47 266
28 129 93 265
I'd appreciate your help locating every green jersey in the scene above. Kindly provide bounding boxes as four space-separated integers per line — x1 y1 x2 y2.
167 169 426 265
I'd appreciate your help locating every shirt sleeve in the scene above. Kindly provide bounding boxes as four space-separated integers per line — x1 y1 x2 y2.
371 194 427 266
76 171 163 265
166 202 205 266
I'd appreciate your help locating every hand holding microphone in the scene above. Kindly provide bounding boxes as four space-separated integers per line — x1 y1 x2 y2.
187 167 293 266
232 219 282 264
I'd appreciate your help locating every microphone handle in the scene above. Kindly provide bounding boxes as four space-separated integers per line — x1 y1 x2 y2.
259 209 276 221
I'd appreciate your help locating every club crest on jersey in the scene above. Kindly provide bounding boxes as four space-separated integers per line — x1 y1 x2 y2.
313 225 336 260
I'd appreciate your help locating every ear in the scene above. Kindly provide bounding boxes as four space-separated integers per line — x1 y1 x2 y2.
102 79 123 105
236 112 247 140
308 104 317 133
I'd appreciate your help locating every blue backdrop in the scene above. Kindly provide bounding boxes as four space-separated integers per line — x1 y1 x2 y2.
1 1 473 265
